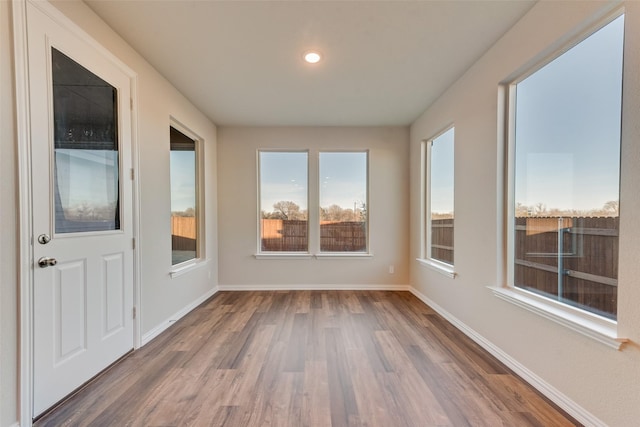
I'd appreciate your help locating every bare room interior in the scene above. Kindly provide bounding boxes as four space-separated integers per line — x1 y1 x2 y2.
2 1 640 426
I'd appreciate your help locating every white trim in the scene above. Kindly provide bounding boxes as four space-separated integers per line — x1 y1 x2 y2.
13 1 35 424
130 76 142 350
419 140 427 259
416 257 456 278
218 283 410 291
169 258 210 278
253 252 374 260
8 423 20 427
254 253 313 260
504 78 517 294
409 286 608 427
314 253 373 259
141 287 218 346
490 286 626 350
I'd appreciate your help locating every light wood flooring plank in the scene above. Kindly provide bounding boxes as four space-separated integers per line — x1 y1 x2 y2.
35 291 581 427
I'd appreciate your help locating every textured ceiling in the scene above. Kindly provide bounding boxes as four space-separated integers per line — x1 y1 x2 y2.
85 0 536 126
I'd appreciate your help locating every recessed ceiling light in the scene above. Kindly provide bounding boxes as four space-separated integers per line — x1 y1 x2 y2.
303 51 322 64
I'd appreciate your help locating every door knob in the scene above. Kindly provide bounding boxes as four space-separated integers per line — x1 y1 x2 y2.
38 257 57 268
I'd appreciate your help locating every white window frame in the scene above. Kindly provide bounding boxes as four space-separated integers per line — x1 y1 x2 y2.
417 126 456 278
317 150 370 256
255 149 373 259
256 149 311 257
169 119 207 277
492 10 627 349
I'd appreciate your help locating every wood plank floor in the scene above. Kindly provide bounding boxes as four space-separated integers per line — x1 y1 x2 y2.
35 291 581 426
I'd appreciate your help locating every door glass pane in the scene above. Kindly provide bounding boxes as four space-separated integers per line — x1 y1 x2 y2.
52 48 120 233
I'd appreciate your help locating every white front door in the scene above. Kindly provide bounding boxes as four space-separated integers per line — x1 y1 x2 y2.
26 3 135 417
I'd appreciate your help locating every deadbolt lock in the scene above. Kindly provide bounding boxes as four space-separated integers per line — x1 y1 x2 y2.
38 234 51 244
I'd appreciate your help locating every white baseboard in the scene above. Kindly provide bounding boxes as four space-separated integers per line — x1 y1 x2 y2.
409 286 607 427
141 286 218 346
217 283 411 291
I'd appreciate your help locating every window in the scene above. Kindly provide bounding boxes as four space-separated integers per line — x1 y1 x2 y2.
52 48 120 233
170 126 199 265
319 152 368 253
259 151 308 252
508 15 624 320
257 150 369 255
419 127 455 277
426 128 455 266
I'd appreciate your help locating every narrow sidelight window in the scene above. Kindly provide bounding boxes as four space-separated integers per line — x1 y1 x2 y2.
510 15 624 319
426 128 454 265
259 151 309 252
319 152 368 252
170 127 198 265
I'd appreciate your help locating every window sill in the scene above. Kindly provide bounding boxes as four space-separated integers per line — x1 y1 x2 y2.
416 258 456 278
490 286 628 350
253 252 373 260
254 253 313 260
170 258 209 279
315 253 372 260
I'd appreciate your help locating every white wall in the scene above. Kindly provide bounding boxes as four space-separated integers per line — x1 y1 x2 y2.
47 0 219 341
218 126 409 288
1 2 19 425
409 1 640 426
2 1 218 424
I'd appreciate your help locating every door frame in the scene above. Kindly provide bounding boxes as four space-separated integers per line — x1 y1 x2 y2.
12 1 141 424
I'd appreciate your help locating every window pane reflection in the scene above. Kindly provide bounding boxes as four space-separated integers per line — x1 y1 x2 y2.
170 127 198 265
429 128 454 265
319 152 368 252
52 48 120 233
259 152 308 252
512 16 623 319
